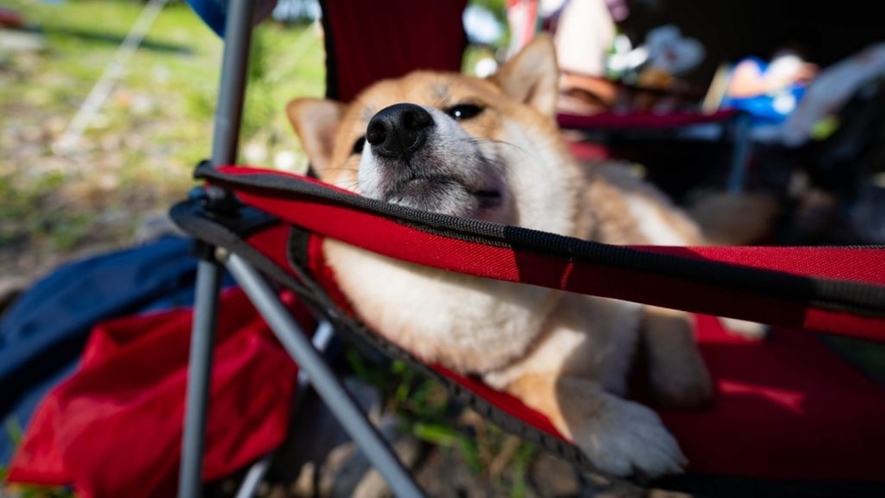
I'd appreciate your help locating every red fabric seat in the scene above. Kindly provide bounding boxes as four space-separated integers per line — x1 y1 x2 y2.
431 316 885 480
664 316 885 480
243 216 885 482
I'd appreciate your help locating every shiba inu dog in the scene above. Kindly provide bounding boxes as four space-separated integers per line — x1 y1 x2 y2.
285 35 719 478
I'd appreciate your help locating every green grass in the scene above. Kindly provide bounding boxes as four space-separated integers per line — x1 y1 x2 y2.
0 0 324 273
345 351 540 495
0 417 76 497
1 0 324 164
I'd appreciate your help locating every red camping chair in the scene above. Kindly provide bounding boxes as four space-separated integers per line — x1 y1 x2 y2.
506 0 755 200
558 107 753 201
170 1 885 497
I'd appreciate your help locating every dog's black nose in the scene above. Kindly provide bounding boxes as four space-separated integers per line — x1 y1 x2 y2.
366 103 434 160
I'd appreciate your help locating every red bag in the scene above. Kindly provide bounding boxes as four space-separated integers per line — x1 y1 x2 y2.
7 287 306 498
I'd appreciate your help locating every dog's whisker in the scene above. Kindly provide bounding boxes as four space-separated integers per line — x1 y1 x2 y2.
486 139 527 154
454 136 527 155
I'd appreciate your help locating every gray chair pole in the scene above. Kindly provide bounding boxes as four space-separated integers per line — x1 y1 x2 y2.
727 112 753 193
178 0 254 496
226 254 425 497
177 1 425 495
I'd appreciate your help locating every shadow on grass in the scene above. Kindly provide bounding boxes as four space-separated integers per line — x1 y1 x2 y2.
26 25 194 55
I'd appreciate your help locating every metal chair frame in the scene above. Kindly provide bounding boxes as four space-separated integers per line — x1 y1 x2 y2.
176 1 424 496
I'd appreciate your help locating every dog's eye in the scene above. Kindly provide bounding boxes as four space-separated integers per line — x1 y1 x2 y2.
352 136 366 155
446 103 483 121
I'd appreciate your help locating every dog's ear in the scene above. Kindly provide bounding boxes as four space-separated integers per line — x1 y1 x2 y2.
490 33 559 116
286 98 346 175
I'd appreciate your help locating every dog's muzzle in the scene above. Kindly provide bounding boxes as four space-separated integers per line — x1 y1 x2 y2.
366 103 434 160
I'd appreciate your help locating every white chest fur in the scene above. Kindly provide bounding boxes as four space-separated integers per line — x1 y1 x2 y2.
325 239 562 373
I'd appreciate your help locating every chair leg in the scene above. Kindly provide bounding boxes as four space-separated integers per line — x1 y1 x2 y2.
226 254 426 497
178 0 254 492
232 321 337 498
179 260 225 498
233 454 274 498
727 112 753 193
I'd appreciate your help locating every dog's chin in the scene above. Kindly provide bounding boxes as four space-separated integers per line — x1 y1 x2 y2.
384 177 504 220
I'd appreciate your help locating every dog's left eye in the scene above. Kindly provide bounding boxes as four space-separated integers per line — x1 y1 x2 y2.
445 104 483 121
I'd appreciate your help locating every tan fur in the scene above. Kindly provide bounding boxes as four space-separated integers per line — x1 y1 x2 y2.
641 306 714 409
286 35 718 477
688 191 781 245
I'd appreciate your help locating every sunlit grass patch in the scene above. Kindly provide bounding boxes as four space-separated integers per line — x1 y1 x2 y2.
0 0 324 276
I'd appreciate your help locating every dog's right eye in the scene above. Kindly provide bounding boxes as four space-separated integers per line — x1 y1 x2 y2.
445 103 484 121
352 136 366 155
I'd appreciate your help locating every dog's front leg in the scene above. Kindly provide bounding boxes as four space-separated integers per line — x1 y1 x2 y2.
640 306 714 409
506 372 686 478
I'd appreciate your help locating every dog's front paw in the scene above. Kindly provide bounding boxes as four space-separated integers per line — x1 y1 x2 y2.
574 398 686 478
